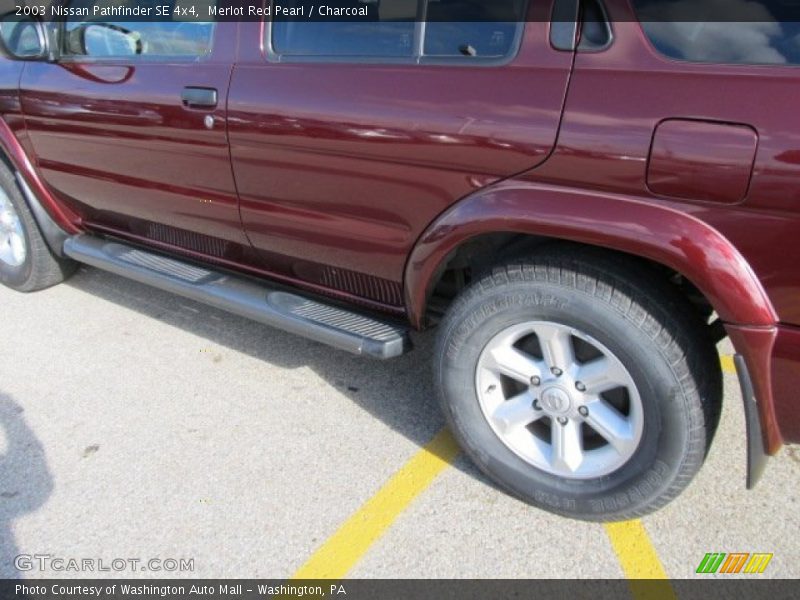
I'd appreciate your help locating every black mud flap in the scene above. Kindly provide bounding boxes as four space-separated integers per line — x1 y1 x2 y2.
734 354 769 489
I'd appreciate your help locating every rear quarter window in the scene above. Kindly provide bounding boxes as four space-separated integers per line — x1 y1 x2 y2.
633 0 800 66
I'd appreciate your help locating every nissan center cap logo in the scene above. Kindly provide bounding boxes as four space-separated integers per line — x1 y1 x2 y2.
540 387 571 414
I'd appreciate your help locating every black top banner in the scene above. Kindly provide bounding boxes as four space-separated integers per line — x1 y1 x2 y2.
3 0 800 23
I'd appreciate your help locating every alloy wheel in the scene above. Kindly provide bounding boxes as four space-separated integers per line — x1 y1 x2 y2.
475 321 644 479
0 189 26 268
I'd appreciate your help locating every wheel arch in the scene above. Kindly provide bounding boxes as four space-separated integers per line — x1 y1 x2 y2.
405 181 777 330
405 180 783 459
0 117 80 239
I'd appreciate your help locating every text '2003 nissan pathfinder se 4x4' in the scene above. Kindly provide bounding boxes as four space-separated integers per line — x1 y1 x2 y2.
0 0 798 521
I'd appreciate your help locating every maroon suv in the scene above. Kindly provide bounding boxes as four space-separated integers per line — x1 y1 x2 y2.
0 0 798 521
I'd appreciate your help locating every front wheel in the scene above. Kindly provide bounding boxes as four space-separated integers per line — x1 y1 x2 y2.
0 161 76 292
434 248 721 521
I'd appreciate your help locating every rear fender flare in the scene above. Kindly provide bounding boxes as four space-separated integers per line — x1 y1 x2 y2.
404 181 777 330
405 181 783 458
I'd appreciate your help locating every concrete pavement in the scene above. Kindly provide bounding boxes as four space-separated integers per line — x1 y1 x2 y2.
0 265 797 579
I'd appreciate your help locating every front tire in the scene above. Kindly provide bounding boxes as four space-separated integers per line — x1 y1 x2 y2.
0 161 76 292
434 247 721 521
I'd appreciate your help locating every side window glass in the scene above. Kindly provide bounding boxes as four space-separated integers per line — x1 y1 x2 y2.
63 0 215 59
423 22 519 58
423 0 527 58
272 1 416 57
270 0 528 61
0 18 45 57
633 0 800 66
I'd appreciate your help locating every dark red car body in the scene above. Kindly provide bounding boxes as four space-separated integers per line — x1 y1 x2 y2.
0 0 798 464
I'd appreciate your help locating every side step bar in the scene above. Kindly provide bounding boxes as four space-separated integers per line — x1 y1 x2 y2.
63 235 411 359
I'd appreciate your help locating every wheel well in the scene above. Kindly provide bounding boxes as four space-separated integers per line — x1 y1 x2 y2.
424 234 721 337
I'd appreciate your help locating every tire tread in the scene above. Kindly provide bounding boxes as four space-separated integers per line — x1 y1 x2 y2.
435 244 722 521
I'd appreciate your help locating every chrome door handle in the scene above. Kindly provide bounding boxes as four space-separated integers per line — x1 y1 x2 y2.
181 87 218 108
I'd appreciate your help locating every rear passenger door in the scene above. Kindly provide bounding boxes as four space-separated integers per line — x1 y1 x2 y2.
228 0 573 310
20 3 249 256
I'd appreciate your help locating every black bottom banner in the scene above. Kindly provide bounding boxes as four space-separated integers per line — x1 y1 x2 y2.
0 579 798 600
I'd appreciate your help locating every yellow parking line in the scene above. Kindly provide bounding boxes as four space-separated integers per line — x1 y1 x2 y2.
293 426 681 584
599 357 740 590
604 520 670 578
291 428 461 580
604 521 676 599
721 355 736 374
599 354 739 594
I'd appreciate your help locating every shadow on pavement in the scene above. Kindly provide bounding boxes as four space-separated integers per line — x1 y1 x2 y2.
0 391 53 578
66 267 492 485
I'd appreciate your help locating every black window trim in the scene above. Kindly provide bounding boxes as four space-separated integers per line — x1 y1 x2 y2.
577 0 613 53
263 0 530 67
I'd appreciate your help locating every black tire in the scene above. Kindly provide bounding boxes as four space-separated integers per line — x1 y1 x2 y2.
0 161 76 292
434 246 722 521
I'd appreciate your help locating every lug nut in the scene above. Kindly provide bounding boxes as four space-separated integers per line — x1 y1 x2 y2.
575 381 587 392
557 416 569 426
530 376 541 386
486 384 497 393
533 399 542 411
551 367 563 377
578 406 589 417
